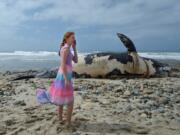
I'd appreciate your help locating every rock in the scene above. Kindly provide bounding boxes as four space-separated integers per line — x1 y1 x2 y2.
5 119 15 126
156 107 165 113
132 89 140 96
91 97 99 103
158 97 169 105
115 88 123 93
174 96 180 103
124 105 133 112
100 99 110 105
13 100 26 106
134 127 150 134
0 90 4 96
140 113 147 118
124 90 131 96
143 89 153 94
173 106 180 117
35 68 58 78
72 132 80 135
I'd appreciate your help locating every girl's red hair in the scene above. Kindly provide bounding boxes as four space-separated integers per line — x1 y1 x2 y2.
59 32 74 56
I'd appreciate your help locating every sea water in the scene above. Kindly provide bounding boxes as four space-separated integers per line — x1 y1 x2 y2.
0 51 179 72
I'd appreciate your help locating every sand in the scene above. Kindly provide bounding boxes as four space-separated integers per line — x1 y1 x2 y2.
0 61 180 135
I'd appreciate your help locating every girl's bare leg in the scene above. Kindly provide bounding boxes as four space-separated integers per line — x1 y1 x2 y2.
58 105 63 121
66 102 74 126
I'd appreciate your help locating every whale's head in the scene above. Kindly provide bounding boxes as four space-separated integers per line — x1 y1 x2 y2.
117 33 137 53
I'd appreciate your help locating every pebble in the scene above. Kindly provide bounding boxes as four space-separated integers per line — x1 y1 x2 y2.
158 97 169 105
0 90 4 96
140 113 147 118
124 90 131 96
132 89 140 96
143 89 153 94
13 100 26 106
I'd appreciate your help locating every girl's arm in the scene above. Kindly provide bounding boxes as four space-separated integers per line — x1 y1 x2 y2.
72 40 78 63
73 46 78 63
61 48 69 81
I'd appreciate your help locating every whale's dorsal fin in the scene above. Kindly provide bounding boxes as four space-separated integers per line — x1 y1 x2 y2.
117 33 137 53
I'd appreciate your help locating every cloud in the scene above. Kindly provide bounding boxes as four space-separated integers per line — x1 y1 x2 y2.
1 0 179 26
32 0 180 26
0 0 179 51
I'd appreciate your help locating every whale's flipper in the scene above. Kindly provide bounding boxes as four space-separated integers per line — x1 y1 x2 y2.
117 33 137 53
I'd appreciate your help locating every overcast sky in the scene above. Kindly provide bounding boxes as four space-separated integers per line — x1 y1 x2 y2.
0 0 180 52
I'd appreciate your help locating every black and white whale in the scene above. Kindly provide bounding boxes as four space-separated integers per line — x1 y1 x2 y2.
72 33 171 78
8 33 171 81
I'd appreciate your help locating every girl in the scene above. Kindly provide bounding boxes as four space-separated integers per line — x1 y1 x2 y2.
36 32 78 127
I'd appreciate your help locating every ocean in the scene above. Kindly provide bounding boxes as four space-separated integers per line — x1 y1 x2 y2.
0 51 179 72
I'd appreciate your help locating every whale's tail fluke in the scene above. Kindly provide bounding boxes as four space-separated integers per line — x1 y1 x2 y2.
117 33 137 53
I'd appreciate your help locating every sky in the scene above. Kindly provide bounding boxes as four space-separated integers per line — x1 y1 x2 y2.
0 0 180 52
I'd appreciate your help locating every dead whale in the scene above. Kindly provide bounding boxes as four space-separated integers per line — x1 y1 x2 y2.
72 33 171 78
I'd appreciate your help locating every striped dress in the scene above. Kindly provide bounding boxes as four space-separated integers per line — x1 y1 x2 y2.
36 44 74 105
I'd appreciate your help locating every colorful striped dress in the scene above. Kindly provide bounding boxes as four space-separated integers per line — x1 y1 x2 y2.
36 44 74 105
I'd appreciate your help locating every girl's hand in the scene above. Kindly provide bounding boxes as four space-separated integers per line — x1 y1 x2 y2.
72 40 76 49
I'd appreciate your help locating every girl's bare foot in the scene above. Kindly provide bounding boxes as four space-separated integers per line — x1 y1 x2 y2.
66 123 76 132
59 119 65 124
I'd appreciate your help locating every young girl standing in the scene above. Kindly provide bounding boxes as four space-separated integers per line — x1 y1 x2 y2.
36 32 78 127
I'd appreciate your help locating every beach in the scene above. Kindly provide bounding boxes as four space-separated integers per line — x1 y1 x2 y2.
0 0 179 134
0 57 180 135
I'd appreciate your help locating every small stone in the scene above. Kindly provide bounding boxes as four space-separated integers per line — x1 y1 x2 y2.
13 100 26 106
140 113 147 118
143 89 153 94
115 88 123 93
0 90 4 96
156 107 165 113
158 97 169 105
124 105 133 112
72 132 80 135
124 90 131 96
174 96 180 103
132 89 140 96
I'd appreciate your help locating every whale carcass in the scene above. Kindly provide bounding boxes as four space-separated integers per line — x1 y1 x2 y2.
72 33 171 78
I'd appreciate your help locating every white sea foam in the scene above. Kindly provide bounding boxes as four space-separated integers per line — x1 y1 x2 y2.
0 51 57 56
138 52 180 60
0 51 179 60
